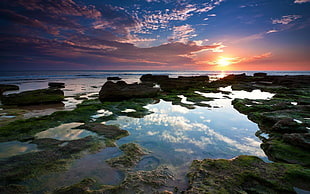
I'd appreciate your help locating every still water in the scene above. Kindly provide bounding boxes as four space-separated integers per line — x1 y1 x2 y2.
0 71 279 192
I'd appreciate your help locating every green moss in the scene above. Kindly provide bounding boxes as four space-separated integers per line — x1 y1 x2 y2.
106 143 147 169
186 155 310 193
0 98 153 142
53 178 96 194
261 139 310 166
1 89 64 105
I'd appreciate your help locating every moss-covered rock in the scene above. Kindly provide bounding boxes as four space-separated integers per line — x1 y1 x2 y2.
74 123 129 147
1 88 64 105
99 81 160 101
53 178 96 194
75 123 129 140
185 155 310 194
232 89 310 166
261 139 310 166
53 166 174 194
106 143 147 169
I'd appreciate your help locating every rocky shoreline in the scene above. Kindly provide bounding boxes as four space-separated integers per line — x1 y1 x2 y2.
0 73 309 193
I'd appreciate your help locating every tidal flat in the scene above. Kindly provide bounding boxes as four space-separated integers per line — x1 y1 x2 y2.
0 72 309 193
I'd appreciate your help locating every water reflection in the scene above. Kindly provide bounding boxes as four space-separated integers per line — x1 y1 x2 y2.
25 147 124 193
106 93 269 167
219 86 274 99
0 141 38 159
35 122 97 140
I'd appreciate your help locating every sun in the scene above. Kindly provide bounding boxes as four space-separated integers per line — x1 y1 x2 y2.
217 57 232 67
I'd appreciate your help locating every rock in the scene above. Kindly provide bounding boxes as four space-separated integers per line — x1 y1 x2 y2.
107 76 122 81
272 75 310 88
261 139 310 166
271 117 307 133
99 81 160 101
0 84 19 95
75 123 129 139
140 74 169 82
1 88 64 105
185 155 310 193
48 82 65 88
106 143 147 169
283 133 310 149
140 74 209 91
254 72 267 77
54 178 96 194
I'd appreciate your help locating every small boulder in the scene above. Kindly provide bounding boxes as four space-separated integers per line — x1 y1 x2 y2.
1 88 64 105
107 77 122 81
48 82 65 88
99 81 160 101
0 84 19 95
140 74 169 83
140 74 209 91
254 72 267 77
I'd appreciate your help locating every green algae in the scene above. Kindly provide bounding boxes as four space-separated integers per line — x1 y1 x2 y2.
261 139 310 166
53 178 97 194
0 98 154 142
186 155 310 194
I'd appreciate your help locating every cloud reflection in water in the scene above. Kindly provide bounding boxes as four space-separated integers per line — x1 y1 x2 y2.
106 88 271 163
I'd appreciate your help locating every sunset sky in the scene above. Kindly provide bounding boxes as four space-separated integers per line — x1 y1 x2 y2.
1 0 310 71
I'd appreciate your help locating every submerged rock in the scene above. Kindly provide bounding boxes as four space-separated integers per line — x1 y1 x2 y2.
0 136 104 186
75 123 129 140
99 81 160 101
1 88 64 105
106 143 147 169
53 178 96 194
186 155 310 194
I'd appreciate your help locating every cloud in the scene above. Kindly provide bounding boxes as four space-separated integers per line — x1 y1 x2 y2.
16 0 101 19
0 0 225 70
206 52 272 67
294 0 310 3
272 15 302 25
266 29 278 34
169 24 196 43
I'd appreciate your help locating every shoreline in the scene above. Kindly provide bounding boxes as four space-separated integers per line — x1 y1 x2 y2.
0 72 309 193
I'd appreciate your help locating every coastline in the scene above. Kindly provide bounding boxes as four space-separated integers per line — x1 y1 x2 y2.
0 72 309 193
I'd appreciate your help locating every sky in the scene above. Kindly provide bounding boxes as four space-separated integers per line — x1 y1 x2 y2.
0 0 310 71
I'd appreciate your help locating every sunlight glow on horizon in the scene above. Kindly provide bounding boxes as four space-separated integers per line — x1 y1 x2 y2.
217 57 233 67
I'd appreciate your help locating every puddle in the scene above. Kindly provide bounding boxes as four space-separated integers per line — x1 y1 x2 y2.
0 141 38 159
